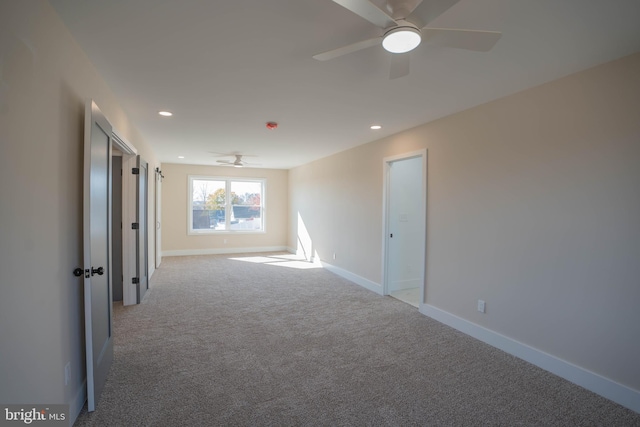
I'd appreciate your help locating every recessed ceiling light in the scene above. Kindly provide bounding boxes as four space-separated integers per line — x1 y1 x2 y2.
158 111 173 117
370 125 382 130
178 156 184 159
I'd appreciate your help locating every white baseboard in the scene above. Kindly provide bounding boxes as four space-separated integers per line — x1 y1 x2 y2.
68 379 86 427
420 304 640 414
321 262 383 295
162 246 289 257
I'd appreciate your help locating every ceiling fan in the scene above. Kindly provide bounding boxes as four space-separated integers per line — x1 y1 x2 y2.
216 154 260 168
313 0 502 79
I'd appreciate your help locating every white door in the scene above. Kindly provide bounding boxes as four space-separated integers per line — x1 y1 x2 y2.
83 100 114 411
383 151 427 305
136 156 149 303
155 170 162 268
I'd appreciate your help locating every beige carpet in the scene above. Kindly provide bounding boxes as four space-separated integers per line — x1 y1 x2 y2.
74 253 640 426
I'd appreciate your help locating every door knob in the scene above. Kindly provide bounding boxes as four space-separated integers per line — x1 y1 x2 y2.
91 266 104 276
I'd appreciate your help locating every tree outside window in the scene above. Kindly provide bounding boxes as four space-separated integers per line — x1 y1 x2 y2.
189 176 265 233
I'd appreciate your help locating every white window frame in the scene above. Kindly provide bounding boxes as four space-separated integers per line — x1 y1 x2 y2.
188 175 266 235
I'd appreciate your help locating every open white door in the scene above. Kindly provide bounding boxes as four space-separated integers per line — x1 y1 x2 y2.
83 100 114 411
155 168 162 268
136 156 149 303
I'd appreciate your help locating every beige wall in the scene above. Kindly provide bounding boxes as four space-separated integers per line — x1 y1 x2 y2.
0 0 158 422
289 53 640 393
161 164 288 254
2 0 636 417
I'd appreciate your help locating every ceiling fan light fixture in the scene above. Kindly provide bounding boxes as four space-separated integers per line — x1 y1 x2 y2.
382 27 421 54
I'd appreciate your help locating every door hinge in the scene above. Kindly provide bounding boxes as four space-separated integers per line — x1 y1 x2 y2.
131 223 139 229
132 277 140 284
132 167 140 175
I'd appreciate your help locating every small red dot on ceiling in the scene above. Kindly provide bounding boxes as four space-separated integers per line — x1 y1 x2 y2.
266 122 278 130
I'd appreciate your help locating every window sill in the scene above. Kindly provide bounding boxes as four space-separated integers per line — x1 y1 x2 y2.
188 230 266 236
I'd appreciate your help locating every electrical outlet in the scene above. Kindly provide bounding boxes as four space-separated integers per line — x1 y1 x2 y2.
64 362 71 386
223 239 227 244
332 253 336 260
477 300 486 313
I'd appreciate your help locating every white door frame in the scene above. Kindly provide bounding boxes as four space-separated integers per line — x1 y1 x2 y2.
136 156 149 303
111 130 138 306
381 149 427 305
155 168 162 268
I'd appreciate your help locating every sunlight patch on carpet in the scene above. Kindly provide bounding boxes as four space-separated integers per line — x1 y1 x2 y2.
229 254 322 270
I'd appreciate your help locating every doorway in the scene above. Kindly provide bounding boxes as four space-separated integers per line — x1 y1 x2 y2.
111 133 142 306
136 157 149 303
155 168 162 269
111 152 123 302
84 100 150 411
382 150 427 308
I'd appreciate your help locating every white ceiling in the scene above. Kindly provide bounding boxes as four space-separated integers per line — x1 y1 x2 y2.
49 0 640 170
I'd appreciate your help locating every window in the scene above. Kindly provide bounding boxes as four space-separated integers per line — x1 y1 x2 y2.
189 176 265 233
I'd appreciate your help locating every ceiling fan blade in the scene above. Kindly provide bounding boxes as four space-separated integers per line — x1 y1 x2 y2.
389 53 410 79
332 0 397 29
209 151 257 157
407 0 461 28
422 28 502 52
313 36 381 61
